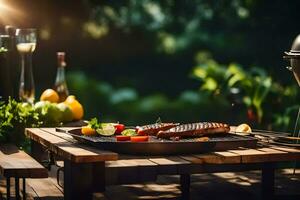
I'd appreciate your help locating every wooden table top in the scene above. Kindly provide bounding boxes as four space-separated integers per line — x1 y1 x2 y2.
25 128 300 165
25 128 118 163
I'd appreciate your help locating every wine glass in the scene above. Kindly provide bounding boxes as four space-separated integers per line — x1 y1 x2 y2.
16 28 36 104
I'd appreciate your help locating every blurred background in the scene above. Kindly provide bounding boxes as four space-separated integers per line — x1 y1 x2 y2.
1 0 300 130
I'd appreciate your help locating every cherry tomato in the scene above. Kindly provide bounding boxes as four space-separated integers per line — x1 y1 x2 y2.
137 129 146 136
130 136 149 142
116 135 130 141
114 124 125 134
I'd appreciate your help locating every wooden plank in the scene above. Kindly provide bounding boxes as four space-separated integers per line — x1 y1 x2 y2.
179 155 204 164
149 156 190 174
255 147 292 162
26 128 118 163
106 158 158 185
0 144 48 178
192 151 241 164
268 145 300 154
27 178 63 198
41 128 77 142
229 148 270 163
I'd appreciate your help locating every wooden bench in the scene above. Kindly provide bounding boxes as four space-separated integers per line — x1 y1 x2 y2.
0 144 48 200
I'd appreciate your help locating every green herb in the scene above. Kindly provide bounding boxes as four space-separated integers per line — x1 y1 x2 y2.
0 98 40 146
0 98 63 147
88 118 101 129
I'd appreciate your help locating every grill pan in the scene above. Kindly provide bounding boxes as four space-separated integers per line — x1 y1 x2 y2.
66 128 257 155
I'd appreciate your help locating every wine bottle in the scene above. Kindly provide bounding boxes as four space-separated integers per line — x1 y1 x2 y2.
5 25 18 99
0 34 12 102
53 52 69 102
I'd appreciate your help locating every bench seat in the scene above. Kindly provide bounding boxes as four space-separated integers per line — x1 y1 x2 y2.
0 144 48 199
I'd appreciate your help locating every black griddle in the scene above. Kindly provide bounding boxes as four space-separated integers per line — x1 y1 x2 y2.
66 128 257 155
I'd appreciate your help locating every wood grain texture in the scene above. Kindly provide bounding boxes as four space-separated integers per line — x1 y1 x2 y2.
0 144 48 178
106 158 158 185
25 128 118 163
149 156 191 174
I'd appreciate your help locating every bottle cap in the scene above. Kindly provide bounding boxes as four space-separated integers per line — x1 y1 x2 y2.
57 52 66 67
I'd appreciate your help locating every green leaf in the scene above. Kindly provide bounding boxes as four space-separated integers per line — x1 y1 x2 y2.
88 118 100 130
201 77 218 91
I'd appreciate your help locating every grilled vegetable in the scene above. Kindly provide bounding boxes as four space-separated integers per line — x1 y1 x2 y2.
116 135 131 141
157 122 230 139
131 136 149 142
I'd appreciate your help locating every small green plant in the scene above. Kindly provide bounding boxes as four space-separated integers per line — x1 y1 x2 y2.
192 52 299 129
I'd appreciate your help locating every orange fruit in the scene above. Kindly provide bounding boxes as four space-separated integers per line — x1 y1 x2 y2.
65 95 76 104
64 95 84 120
40 89 59 103
81 126 96 136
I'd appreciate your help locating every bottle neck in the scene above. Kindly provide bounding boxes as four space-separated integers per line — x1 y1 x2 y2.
55 67 66 84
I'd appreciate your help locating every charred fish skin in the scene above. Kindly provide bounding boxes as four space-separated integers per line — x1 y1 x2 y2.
137 123 179 136
157 122 230 139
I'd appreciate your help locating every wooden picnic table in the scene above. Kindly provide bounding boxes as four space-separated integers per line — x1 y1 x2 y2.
25 127 300 200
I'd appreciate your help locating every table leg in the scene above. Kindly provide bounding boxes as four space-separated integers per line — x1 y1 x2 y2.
261 163 275 200
15 178 20 200
30 140 46 163
64 160 105 200
22 178 26 200
180 174 190 200
6 177 10 200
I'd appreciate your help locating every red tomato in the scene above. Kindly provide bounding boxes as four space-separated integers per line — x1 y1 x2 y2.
114 124 125 134
130 136 149 142
137 129 146 136
116 135 130 141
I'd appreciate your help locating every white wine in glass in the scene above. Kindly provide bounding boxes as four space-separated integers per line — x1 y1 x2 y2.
16 28 36 104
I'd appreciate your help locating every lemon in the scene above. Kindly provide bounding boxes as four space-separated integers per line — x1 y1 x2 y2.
81 126 96 136
96 124 116 136
64 95 84 120
40 89 59 103
236 123 252 135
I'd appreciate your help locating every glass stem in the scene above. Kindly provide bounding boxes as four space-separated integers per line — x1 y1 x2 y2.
19 53 35 103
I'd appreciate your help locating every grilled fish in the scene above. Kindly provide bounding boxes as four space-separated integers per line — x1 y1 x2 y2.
157 122 230 139
137 123 179 136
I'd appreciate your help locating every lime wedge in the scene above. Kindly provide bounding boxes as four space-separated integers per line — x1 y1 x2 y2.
96 124 116 136
121 129 137 136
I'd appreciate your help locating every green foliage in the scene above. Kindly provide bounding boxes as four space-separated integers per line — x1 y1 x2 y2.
86 0 252 54
0 98 40 145
0 98 72 146
192 52 299 129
